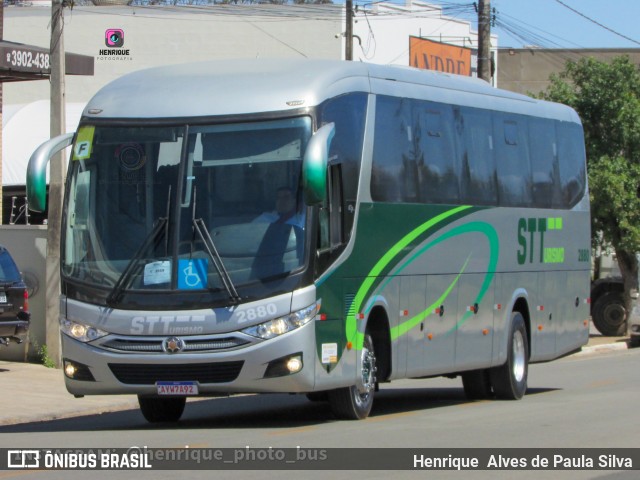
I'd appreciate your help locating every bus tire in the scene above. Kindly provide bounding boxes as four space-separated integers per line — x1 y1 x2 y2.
490 312 528 400
592 292 627 336
137 396 186 423
462 369 493 399
328 333 376 420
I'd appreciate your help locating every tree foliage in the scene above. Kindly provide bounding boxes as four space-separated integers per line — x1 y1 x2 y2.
541 56 640 317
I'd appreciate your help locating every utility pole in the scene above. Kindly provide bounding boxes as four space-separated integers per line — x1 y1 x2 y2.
47 0 66 366
477 0 492 82
345 0 353 61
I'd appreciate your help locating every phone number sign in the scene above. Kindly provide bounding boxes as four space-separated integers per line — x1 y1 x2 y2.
0 45 50 73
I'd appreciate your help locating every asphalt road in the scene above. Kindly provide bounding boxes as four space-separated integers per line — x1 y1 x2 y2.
0 347 637 480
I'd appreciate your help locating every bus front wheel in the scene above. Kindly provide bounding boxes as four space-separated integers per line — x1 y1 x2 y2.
328 333 377 420
137 396 186 423
490 312 528 400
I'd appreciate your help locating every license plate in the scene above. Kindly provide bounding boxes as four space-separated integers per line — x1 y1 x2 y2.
0 294 6 304
156 381 198 396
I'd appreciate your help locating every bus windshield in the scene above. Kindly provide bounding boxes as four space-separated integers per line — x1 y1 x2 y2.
62 117 312 302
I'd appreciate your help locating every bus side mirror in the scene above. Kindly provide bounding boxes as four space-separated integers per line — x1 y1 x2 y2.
27 133 74 212
302 123 335 206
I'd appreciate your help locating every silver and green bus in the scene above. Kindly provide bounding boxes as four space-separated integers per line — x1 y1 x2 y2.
28 59 590 423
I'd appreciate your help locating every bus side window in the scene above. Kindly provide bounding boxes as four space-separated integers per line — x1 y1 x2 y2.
494 116 533 207
317 164 344 250
556 121 587 208
318 92 367 239
529 118 561 208
371 96 413 202
460 107 497 206
420 104 460 204
316 163 344 274
328 163 344 248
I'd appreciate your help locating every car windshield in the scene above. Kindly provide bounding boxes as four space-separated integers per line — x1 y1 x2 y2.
62 117 311 300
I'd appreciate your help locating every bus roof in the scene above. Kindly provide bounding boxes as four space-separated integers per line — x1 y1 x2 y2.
83 59 579 123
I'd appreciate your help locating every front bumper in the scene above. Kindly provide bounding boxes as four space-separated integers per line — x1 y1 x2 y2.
0 318 30 344
61 318 318 396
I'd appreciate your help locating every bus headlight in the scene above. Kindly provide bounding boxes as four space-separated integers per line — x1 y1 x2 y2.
242 302 320 340
60 318 108 343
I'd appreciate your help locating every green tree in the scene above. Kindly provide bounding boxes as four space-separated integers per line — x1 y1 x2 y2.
541 56 640 333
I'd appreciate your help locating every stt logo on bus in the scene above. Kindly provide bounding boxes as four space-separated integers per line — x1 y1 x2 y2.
517 217 565 265
105 29 125 48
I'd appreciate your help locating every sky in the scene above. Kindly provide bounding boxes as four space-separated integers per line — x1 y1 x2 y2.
401 0 640 49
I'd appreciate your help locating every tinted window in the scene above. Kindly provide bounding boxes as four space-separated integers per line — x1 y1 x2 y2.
494 116 532 206
419 104 460 203
371 96 414 202
557 121 587 208
318 92 368 239
372 97 460 204
529 118 562 208
459 107 497 205
370 95 586 210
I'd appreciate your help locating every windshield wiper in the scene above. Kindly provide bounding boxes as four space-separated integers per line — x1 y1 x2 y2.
107 186 172 307
190 184 241 303
192 217 241 304
106 217 168 307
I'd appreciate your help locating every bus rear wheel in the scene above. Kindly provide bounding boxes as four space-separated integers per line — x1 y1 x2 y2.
138 396 186 423
328 333 377 420
490 312 528 400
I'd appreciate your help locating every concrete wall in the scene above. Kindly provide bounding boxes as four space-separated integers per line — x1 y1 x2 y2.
498 48 640 96
0 226 47 362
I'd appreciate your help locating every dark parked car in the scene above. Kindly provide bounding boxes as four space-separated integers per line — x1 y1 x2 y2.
0 245 30 346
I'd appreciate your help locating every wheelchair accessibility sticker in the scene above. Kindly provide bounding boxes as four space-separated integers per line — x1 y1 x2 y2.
178 259 208 290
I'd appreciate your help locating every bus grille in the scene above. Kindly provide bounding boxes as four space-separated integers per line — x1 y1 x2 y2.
108 361 244 385
100 336 250 353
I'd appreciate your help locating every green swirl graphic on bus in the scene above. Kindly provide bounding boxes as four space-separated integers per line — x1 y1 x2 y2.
348 207 499 350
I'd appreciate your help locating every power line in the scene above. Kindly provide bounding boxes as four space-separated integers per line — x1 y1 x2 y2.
495 10 585 49
553 0 640 47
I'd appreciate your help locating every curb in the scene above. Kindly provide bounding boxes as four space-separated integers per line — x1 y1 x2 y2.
572 340 630 357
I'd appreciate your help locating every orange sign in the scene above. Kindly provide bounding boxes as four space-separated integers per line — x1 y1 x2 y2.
409 37 472 76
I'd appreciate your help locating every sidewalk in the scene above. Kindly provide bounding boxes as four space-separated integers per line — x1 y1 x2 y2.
0 333 633 427
0 360 139 426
